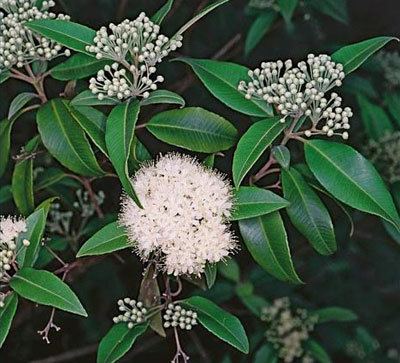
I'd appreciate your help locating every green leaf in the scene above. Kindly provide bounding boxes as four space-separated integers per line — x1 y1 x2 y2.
147 107 237 153
233 117 286 187
106 101 141 206
0 185 12 204
238 211 302 283
8 92 37 120
245 11 277 56
357 95 393 140
97 323 148 363
0 70 10 84
32 60 48 75
272 145 290 169
231 186 289 220
304 139 400 229
138 264 165 337
0 118 16 178
385 91 400 128
10 268 87 317
77 221 129 257
51 53 110 80
0 293 18 349
69 105 108 155
312 307 358 323
277 0 298 23
176 58 273 117
331 36 398 74
174 0 229 36
308 0 348 24
16 203 50 267
37 99 104 177
183 296 249 353
205 263 217 289
305 340 332 363
253 343 278 363
128 137 152 173
36 167 67 190
237 292 267 317
343 74 378 99
12 136 40 216
281 168 336 255
218 259 240 282
71 90 119 107
140 90 185 108
151 0 174 24
25 19 96 54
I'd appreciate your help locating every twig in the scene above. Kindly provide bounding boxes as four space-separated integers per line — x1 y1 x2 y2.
37 308 61 344
172 327 190 363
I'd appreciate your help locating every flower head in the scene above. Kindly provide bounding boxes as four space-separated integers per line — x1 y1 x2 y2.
86 12 183 101
0 0 70 71
163 303 198 331
238 54 352 139
113 298 148 329
119 153 236 276
261 297 318 363
0 216 27 280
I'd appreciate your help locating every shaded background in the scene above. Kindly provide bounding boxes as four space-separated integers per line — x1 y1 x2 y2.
1 0 400 362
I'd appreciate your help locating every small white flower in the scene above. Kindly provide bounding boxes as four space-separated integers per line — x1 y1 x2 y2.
119 154 237 276
238 54 352 139
86 12 183 101
0 0 70 71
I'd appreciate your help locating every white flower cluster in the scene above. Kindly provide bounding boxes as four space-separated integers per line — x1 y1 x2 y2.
0 0 70 71
0 216 29 280
86 12 183 101
238 54 352 139
113 298 148 329
119 154 236 276
376 51 400 88
261 297 318 363
163 303 198 331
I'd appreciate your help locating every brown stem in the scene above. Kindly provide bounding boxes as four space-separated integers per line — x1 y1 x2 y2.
37 308 61 344
172 327 190 363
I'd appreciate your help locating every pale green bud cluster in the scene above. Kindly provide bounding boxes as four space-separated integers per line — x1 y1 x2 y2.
163 303 198 331
113 298 148 329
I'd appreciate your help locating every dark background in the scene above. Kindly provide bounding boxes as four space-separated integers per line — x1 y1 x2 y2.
1 1 400 362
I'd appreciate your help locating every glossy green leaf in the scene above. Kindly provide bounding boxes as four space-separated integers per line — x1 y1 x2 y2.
77 221 129 257
0 185 12 204
140 90 185 108
12 136 40 216
36 167 67 190
69 105 108 155
233 117 286 187
0 70 10 84
51 53 110 80
0 118 15 178
205 263 217 289
304 140 400 229
25 19 96 54
128 136 152 173
238 211 302 283
312 307 358 323
331 36 398 74
253 343 278 363
8 92 37 120
37 99 104 177
231 186 289 220
357 95 393 140
151 0 174 24
385 91 400 128
305 340 332 363
71 90 119 107
0 293 18 349
10 268 87 316
218 259 240 282
97 323 148 363
245 11 277 55
106 101 141 206
282 168 336 255
147 107 237 153
183 296 249 353
272 145 290 169
176 58 273 117
277 0 298 23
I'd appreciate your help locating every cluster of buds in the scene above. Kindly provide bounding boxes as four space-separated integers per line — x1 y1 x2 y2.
0 0 70 71
261 297 318 363
364 131 400 184
238 54 352 139
163 303 198 331
113 298 148 329
375 51 400 88
0 216 29 281
86 12 183 101
73 189 105 218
